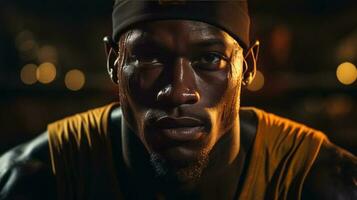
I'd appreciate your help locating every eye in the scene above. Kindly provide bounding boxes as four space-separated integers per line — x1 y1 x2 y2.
192 52 228 70
201 54 221 63
128 54 163 67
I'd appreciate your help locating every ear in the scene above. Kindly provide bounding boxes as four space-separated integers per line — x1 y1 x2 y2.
103 36 119 84
242 41 260 86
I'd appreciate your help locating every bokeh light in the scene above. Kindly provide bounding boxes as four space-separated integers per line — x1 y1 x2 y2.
20 64 37 85
336 40 356 61
38 45 58 63
271 25 292 64
15 31 39 61
36 62 57 84
325 95 353 118
247 70 265 91
18 40 37 52
336 62 357 85
65 69 86 91
15 31 38 55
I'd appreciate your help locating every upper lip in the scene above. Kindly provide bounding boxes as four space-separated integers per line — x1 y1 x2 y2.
153 116 204 129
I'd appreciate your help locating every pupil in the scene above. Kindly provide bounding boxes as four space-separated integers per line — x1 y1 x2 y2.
205 55 217 63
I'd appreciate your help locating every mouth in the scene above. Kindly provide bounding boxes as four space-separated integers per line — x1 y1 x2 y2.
146 115 210 165
151 116 206 142
160 126 205 141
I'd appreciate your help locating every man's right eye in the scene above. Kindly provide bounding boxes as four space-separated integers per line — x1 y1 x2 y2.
129 55 163 66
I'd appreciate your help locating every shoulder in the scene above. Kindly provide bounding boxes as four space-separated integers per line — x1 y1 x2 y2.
302 140 357 199
245 107 322 136
0 133 56 200
239 108 258 150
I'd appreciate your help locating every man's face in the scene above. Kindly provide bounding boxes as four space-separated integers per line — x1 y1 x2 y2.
117 20 244 183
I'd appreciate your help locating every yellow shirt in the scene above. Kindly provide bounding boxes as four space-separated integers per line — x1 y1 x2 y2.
238 107 326 200
48 104 327 200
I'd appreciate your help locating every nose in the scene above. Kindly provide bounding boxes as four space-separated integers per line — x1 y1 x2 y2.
156 57 200 107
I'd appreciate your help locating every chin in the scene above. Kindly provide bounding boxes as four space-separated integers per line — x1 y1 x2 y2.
149 148 209 186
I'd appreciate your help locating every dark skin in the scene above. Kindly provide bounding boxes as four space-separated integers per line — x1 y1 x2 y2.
104 20 357 199
0 20 356 200
112 20 247 199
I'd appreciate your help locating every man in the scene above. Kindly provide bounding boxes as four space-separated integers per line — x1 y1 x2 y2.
0 1 356 200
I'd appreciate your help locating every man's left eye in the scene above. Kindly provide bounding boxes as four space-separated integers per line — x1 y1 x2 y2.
200 54 221 64
192 53 228 70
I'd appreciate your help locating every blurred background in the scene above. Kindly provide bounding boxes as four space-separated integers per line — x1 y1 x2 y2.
0 0 356 155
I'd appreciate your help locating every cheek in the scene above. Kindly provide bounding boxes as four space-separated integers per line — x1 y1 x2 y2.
197 70 229 107
118 64 161 149
226 59 243 103
124 65 167 107
137 67 164 90
203 60 243 137
197 59 243 108
220 59 243 129
117 64 147 134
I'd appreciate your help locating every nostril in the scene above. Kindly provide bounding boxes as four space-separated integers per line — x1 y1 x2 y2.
183 91 200 104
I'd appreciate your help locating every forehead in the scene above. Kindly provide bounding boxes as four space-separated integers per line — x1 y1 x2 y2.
123 20 238 48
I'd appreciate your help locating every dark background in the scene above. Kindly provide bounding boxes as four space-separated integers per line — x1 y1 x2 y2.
0 0 356 155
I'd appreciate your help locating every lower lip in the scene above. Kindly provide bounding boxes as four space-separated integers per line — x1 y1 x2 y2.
159 126 205 142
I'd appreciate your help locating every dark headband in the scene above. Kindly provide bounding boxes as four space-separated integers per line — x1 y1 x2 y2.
112 0 250 48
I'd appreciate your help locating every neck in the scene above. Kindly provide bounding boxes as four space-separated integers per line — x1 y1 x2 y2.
195 119 245 200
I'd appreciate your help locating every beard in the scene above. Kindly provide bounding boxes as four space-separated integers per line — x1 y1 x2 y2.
149 149 209 186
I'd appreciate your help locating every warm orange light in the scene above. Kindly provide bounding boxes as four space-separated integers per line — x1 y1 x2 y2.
271 25 291 64
36 62 56 84
20 64 37 85
18 40 36 52
65 69 85 91
336 62 357 85
16 30 36 52
325 95 353 118
336 42 355 61
38 45 58 63
247 70 265 91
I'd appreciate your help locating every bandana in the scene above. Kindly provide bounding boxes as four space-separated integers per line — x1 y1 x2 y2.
112 0 250 48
